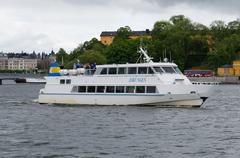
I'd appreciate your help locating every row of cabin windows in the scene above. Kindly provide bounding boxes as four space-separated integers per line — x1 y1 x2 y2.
100 66 181 75
60 79 71 84
73 86 156 94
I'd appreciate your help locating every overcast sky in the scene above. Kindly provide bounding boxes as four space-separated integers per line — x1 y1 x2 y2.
0 0 239 53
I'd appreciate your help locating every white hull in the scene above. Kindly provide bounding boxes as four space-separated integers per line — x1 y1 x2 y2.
38 93 206 107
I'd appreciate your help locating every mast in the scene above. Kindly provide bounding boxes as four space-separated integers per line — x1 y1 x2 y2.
138 46 153 63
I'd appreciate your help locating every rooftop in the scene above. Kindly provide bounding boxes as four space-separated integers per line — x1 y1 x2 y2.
100 29 151 36
96 62 177 68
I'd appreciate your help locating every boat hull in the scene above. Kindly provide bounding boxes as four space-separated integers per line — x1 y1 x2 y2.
38 93 206 107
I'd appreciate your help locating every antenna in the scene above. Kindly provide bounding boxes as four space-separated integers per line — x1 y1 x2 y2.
162 49 169 63
169 51 172 62
165 49 167 59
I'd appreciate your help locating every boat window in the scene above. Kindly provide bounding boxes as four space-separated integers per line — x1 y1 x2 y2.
173 67 182 74
66 79 71 84
106 86 115 93
100 68 107 75
116 86 125 93
108 68 117 75
126 86 135 93
87 86 96 93
136 86 145 93
162 67 176 73
138 67 147 74
148 67 154 74
118 67 127 74
60 79 65 84
128 67 137 74
154 67 163 73
97 86 105 93
78 86 86 93
147 86 156 93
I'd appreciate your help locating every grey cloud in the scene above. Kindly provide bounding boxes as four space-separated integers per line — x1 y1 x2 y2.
55 0 240 18
1 0 240 14
0 32 54 53
61 0 113 6
146 0 240 14
0 0 238 52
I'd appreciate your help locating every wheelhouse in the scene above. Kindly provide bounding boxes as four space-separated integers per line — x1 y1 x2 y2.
95 63 182 75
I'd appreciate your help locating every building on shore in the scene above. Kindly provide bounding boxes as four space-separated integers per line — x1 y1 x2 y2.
233 60 240 76
0 53 8 70
100 29 151 45
7 58 38 70
217 65 234 76
218 60 240 76
0 51 54 71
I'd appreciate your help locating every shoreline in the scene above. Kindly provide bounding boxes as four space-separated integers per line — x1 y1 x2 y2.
188 76 240 84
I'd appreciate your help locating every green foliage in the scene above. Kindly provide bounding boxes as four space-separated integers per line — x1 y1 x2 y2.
51 15 240 72
150 15 197 70
152 21 172 40
106 39 139 64
56 48 69 66
65 38 106 67
207 34 240 69
114 26 132 41
79 50 107 65
82 38 105 52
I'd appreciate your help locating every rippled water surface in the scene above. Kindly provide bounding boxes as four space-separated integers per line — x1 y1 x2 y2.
0 84 240 157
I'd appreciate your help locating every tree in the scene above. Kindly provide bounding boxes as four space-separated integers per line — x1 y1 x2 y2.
106 39 139 64
79 50 107 65
82 38 105 51
192 22 209 35
68 38 106 62
170 15 193 31
207 34 240 69
113 26 132 41
56 48 69 66
152 21 172 40
210 20 227 41
227 20 240 34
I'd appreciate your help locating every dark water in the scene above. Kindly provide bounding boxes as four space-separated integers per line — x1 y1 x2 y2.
0 84 240 158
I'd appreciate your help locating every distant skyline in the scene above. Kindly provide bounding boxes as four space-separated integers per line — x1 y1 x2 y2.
0 0 239 53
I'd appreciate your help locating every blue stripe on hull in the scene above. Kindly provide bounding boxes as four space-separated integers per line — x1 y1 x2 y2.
40 93 165 97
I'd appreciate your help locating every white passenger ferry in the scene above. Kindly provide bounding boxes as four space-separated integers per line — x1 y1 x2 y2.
38 47 213 107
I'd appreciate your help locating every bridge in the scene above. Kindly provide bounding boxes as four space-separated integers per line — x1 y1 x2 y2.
0 77 25 85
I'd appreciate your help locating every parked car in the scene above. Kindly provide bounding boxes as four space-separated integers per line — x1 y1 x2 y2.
184 70 213 77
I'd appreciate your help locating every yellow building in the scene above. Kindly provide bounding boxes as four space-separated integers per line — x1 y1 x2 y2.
218 60 240 76
100 29 151 45
233 60 240 76
217 65 234 76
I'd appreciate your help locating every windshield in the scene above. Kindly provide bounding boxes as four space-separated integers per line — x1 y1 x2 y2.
162 67 176 74
153 67 164 73
173 67 182 74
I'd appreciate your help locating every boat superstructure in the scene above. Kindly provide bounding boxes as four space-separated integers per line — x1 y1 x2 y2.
38 47 213 107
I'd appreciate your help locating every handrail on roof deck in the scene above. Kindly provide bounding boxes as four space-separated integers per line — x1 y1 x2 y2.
59 68 96 76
